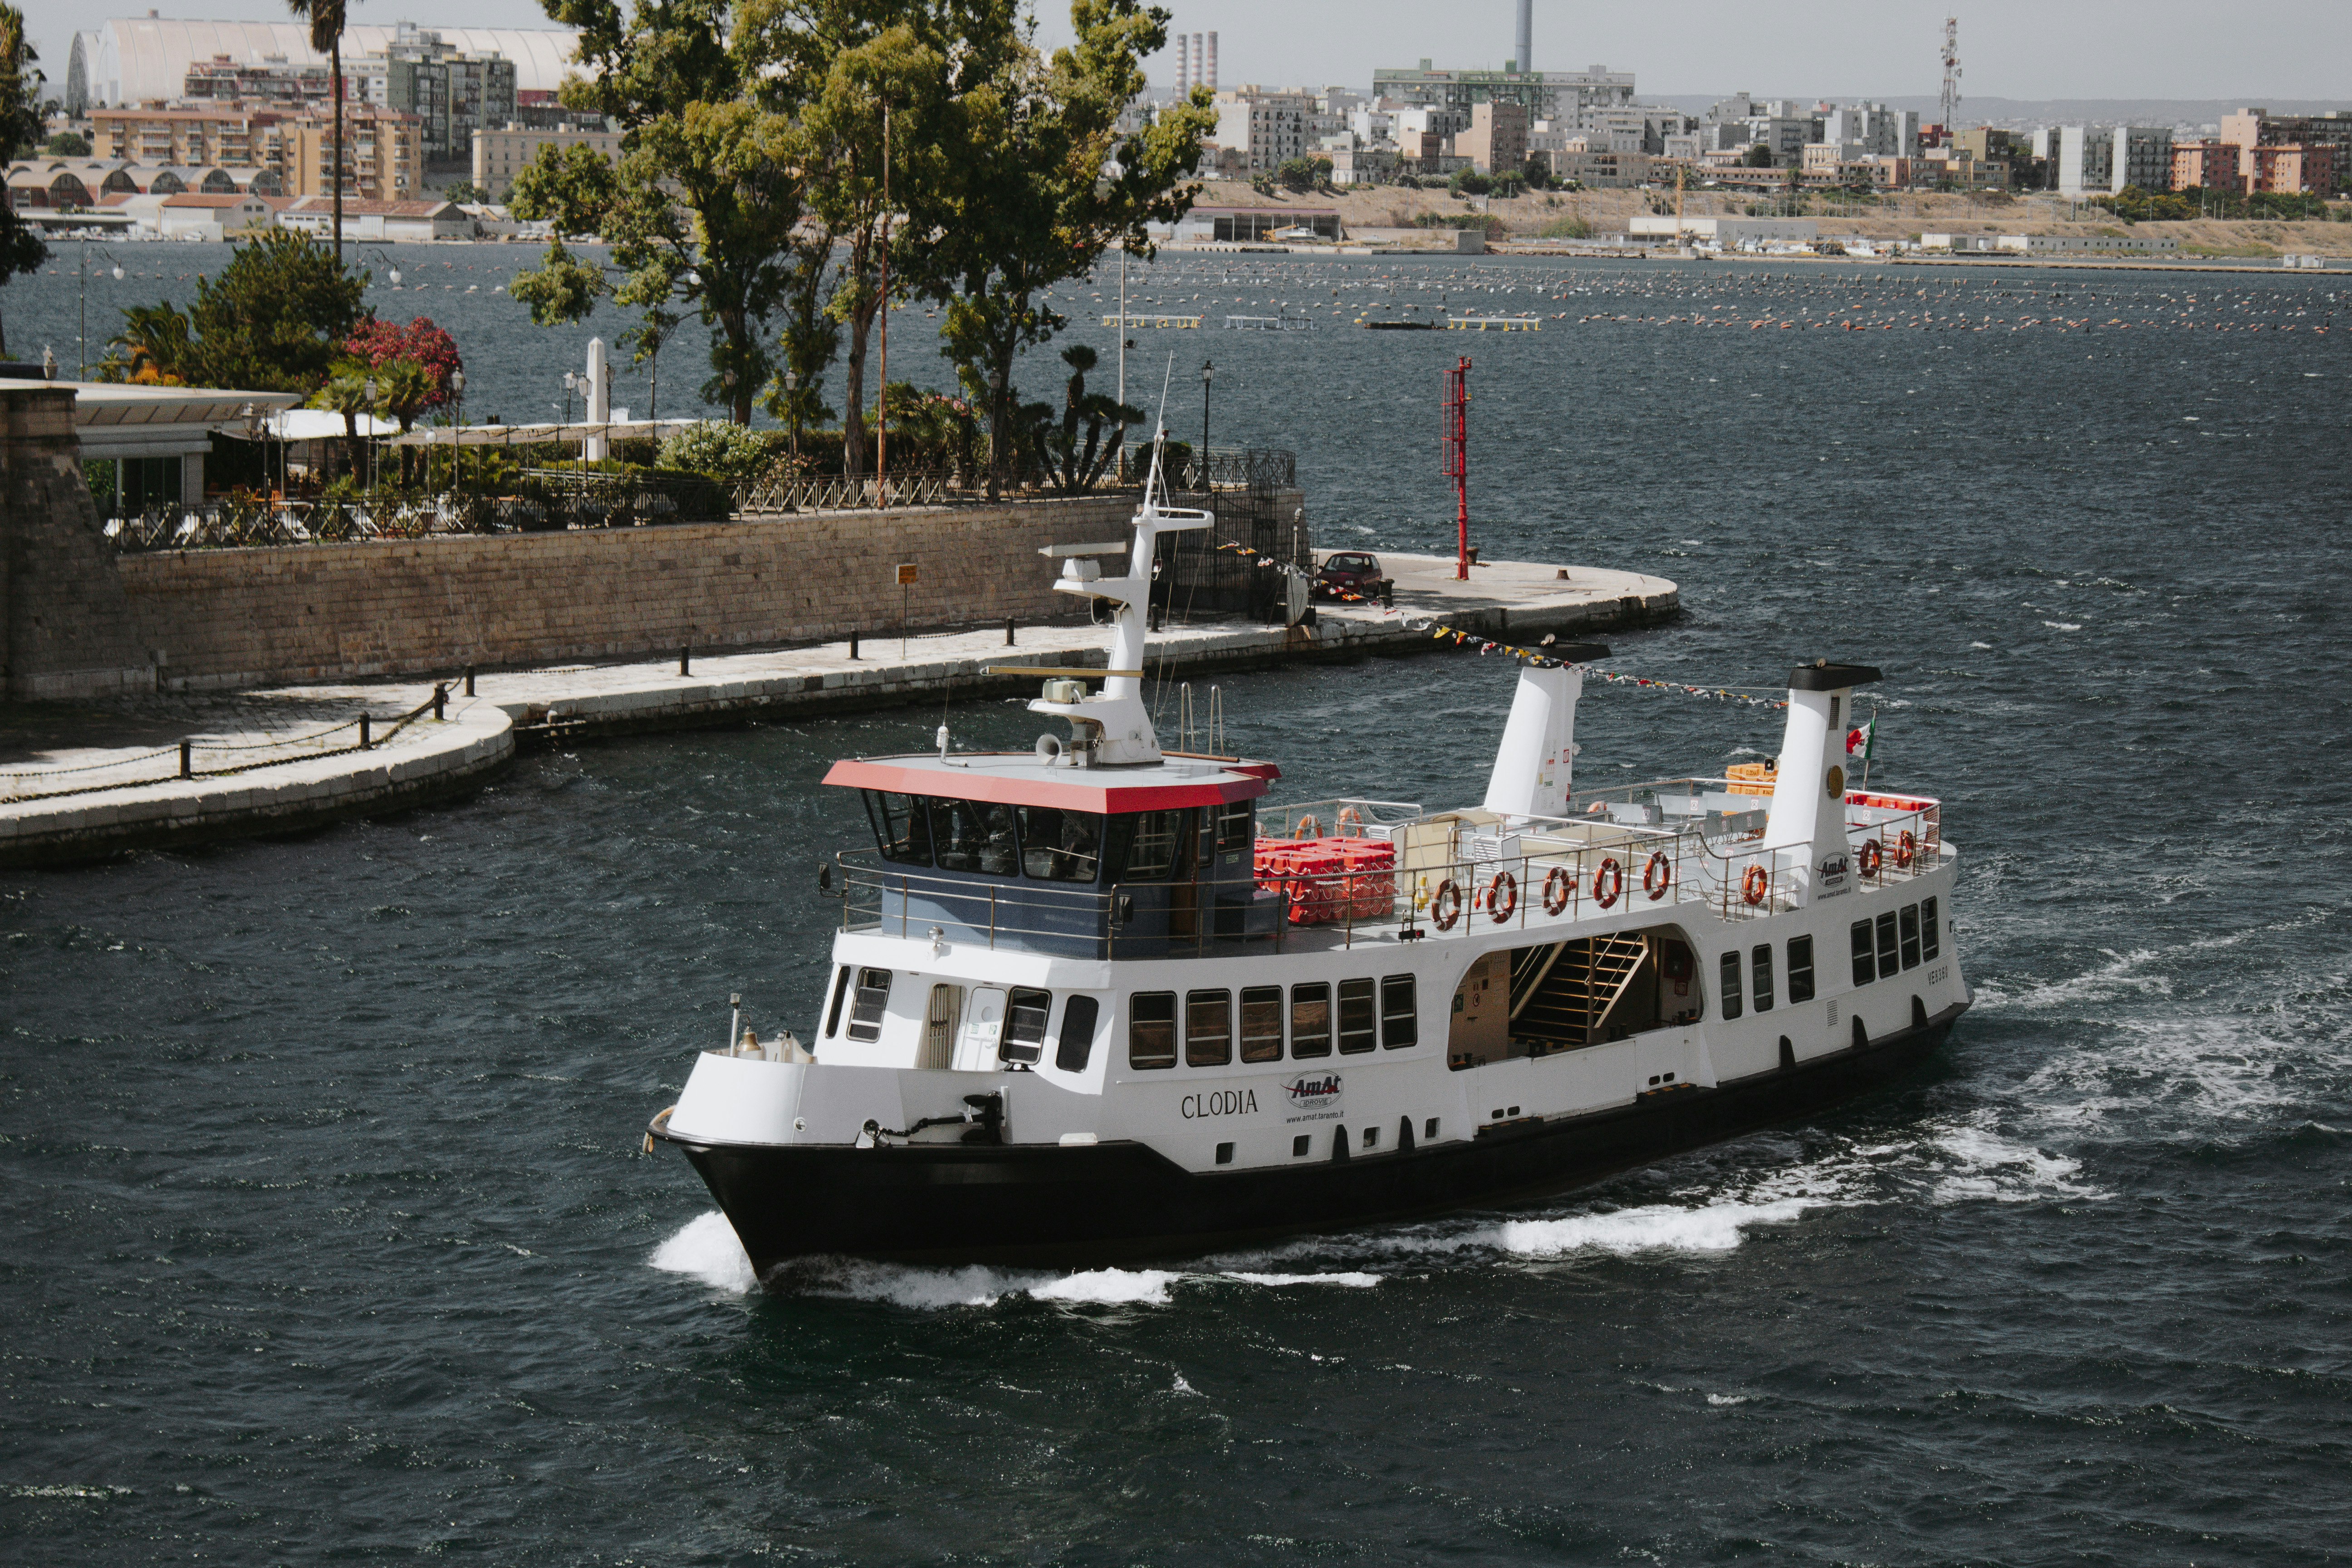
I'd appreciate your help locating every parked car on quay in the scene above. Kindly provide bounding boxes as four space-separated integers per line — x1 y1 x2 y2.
1313 550 1387 601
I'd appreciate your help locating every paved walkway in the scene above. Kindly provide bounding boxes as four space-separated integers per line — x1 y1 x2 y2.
0 553 1675 866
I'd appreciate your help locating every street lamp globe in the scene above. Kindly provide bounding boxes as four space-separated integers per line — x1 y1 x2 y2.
110 264 123 280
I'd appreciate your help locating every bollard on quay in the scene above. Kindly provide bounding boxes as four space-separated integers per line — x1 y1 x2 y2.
848 631 860 660
463 664 477 697
432 683 447 720
179 740 192 779
1005 616 1017 646
359 715 372 750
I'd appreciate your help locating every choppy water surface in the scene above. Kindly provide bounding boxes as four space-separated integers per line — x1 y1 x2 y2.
5 253 2352 1565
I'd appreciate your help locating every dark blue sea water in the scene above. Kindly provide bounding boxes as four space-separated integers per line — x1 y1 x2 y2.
5 249 2352 1565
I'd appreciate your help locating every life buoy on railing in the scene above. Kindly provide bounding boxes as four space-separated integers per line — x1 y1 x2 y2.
1897 829 1917 869
1542 864 1572 916
1858 838 1883 879
1488 869 1518 923
1592 857 1623 910
1741 864 1769 906
1643 850 1672 901
1432 879 1463 931
1337 805 1362 829
1295 813 1321 840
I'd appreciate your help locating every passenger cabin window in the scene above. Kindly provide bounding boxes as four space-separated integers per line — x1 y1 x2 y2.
1289 982 1333 1058
1240 985 1284 1062
1787 935 1816 1004
1337 978 1377 1054
1920 897 1941 961
1215 801 1254 854
1719 951 1744 1020
846 967 893 1042
1899 904 1922 970
1876 912 1900 979
1015 804 1103 883
1751 944 1775 1012
930 798 1018 876
865 792 933 866
1186 989 1233 1067
1129 991 1178 1069
1000 986 1052 1065
1850 921 1876 986
1381 975 1418 1049
1055 995 1099 1072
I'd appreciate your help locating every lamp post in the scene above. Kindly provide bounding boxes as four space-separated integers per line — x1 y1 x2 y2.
1199 359 1213 492
449 368 465 495
78 243 124 378
784 369 800 466
363 375 378 495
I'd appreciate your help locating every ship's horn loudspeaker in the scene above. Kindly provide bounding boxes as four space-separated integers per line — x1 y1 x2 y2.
1034 734 1065 765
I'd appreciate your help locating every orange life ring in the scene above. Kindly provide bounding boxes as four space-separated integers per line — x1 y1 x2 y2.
1592 857 1623 910
1488 869 1518 923
1542 864 1572 916
1337 804 1362 828
1897 828 1917 869
1859 838 1883 879
1741 864 1769 906
1643 850 1672 901
1295 813 1320 840
1432 879 1462 931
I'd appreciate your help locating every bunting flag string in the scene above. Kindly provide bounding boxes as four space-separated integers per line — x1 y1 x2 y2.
1205 539 1788 710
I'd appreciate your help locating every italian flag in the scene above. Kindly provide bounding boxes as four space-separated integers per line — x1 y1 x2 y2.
1846 720 1877 760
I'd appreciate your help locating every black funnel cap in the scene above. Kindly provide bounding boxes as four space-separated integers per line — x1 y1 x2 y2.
1787 660 1882 691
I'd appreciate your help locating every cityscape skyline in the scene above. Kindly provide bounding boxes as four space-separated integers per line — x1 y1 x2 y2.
14 0 2352 114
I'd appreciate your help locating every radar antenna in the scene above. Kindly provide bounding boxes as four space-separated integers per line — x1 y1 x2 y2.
1939 16 1963 139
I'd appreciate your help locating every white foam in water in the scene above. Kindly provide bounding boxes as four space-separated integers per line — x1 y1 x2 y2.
1220 1271 1382 1288
1028 1268 1180 1305
1488 1195 1819 1257
649 1211 758 1294
1927 1119 2104 1204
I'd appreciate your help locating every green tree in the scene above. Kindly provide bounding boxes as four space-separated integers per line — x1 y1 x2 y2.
916 1 1214 497
441 179 486 204
184 229 369 392
0 4 48 358
286 0 349 262
516 0 808 425
43 129 88 156
308 364 377 480
100 300 195 383
1032 343 1142 495
1742 142 1774 168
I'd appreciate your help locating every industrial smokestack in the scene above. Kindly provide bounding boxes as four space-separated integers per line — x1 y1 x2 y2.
1174 33 1188 97
1206 31 1218 91
1515 0 1531 73
1190 34 1205 94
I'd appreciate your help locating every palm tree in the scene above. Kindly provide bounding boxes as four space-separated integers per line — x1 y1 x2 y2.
375 357 435 484
105 301 194 384
287 0 348 261
309 366 375 481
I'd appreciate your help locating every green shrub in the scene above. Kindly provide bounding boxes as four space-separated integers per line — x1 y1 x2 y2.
656 421 782 482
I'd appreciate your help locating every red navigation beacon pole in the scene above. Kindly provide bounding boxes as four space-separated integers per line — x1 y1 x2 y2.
1442 356 1472 580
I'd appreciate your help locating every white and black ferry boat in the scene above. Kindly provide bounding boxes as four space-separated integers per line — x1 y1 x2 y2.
650 447 1969 1272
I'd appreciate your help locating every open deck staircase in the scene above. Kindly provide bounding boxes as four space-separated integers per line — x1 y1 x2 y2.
1510 934 1649 1050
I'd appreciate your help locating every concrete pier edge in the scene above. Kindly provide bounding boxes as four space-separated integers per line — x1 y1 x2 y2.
1 554 1676 867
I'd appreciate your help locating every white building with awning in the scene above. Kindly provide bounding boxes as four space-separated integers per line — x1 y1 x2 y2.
0 377 303 513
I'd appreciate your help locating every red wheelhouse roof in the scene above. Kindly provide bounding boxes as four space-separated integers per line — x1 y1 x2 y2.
824 753 1278 813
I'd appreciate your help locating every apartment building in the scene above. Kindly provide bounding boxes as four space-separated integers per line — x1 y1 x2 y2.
470 121 623 202
1455 101 1529 175
2171 141 2241 191
352 23 516 167
1372 60 1634 124
1211 88 1312 173
180 53 331 107
278 104 422 201
90 103 282 168
2220 108 2352 192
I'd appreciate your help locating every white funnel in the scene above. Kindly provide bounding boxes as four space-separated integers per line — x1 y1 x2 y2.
1762 660 1880 902
1482 643 1609 818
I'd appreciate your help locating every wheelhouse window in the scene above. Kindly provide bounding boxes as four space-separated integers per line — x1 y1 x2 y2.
1215 800 1254 853
1850 921 1876 986
1920 897 1942 961
846 967 893 1043
1186 989 1233 1067
1876 912 1900 979
929 797 1018 876
864 792 932 866
1000 986 1052 1065
1719 950 1744 1020
1289 983 1333 1058
1240 985 1284 1063
1114 808 1188 882
1381 975 1418 1049
1015 804 1103 882
1055 995 1099 1072
1787 935 1816 1003
1128 991 1178 1069
825 966 852 1037
1751 944 1775 1012
1899 904 1921 970
1337 978 1377 1054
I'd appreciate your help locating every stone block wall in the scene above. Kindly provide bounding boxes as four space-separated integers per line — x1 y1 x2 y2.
1 398 1308 696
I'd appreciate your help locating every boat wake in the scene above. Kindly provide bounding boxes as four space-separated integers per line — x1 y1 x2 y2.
647 1109 2097 1308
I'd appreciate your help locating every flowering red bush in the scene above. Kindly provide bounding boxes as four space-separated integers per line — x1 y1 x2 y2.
343 317 463 409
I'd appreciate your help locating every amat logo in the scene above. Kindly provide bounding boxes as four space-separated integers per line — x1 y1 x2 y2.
1815 852 1852 897
1282 1073 1343 1122
1181 1089 1259 1120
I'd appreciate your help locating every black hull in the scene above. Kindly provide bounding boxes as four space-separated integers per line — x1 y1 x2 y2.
657 1003 1964 1274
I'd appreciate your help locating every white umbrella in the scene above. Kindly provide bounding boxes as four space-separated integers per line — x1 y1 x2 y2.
265 408 402 441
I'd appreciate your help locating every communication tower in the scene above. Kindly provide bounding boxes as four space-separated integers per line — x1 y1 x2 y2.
1939 16 1962 135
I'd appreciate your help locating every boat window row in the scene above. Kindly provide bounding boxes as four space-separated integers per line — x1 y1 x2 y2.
862 792 1254 885
1128 976 1418 1069
822 966 1099 1069
1850 897 1940 987
1719 934 1816 1022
